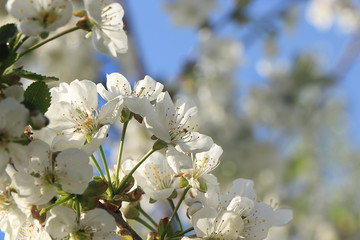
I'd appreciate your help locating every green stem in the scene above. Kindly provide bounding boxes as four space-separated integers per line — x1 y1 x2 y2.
170 227 194 239
43 194 74 212
90 154 105 179
161 187 190 240
117 148 156 194
18 26 80 59
14 35 29 52
168 199 183 231
99 145 114 196
138 205 157 227
75 196 81 223
135 217 156 232
115 120 129 187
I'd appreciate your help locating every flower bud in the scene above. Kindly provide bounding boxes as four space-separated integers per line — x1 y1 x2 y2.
122 204 140 219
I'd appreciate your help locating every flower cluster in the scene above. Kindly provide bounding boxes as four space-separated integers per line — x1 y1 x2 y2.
0 0 292 239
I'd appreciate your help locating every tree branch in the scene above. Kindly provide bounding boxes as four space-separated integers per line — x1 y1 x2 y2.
99 202 143 240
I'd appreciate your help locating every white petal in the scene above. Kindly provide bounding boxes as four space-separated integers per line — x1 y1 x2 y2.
192 206 217 237
274 208 293 226
56 148 93 194
45 206 76 238
177 132 213 153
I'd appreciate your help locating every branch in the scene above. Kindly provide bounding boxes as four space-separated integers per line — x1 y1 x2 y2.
99 202 143 240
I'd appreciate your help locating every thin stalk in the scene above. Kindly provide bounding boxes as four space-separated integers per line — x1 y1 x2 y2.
43 194 73 212
168 199 183 231
171 227 194 238
115 120 129 186
161 187 190 240
18 26 80 59
135 217 156 232
99 145 114 196
117 148 156 193
14 35 29 52
75 196 81 223
138 205 157 227
90 154 105 179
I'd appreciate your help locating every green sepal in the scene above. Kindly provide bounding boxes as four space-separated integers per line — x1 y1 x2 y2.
122 204 140 219
93 176 102 180
149 198 157 204
133 113 143 124
158 218 168 237
198 178 207 193
23 81 51 114
79 196 98 211
12 67 59 81
153 139 168 151
179 176 189 188
120 108 132 123
167 189 178 199
82 179 108 197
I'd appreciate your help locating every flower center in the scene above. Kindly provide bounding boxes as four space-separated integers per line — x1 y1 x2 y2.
37 8 60 28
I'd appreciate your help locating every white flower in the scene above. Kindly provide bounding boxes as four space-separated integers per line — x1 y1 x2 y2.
45 79 119 154
167 144 222 191
12 140 93 205
97 73 164 117
0 172 30 240
164 0 216 28
192 206 244 240
0 98 29 171
6 0 73 36
84 0 128 57
189 178 293 240
144 92 213 153
123 152 176 200
16 217 52 240
45 206 123 240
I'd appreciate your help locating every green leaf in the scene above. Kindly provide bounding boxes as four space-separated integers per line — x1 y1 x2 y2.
0 24 18 62
23 81 51 114
13 68 59 81
0 24 18 44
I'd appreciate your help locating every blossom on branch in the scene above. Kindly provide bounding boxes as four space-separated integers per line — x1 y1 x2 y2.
144 92 213 153
97 73 163 117
6 0 73 36
45 79 119 154
84 0 128 57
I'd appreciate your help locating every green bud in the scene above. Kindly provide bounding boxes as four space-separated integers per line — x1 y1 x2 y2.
39 32 49 39
82 179 108 197
123 204 140 219
179 176 189 188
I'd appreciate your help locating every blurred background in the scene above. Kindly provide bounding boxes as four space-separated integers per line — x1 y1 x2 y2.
1 0 360 239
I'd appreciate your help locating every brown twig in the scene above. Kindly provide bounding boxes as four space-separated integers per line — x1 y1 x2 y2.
98 202 143 240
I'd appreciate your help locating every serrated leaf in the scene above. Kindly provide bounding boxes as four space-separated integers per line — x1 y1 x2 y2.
13 68 59 81
0 24 18 44
23 81 51 114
